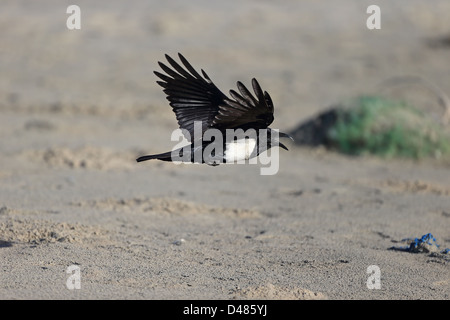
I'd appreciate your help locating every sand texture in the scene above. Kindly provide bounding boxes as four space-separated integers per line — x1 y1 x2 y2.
0 0 449 299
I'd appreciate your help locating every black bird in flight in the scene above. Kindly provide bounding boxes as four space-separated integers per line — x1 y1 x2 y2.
136 53 293 165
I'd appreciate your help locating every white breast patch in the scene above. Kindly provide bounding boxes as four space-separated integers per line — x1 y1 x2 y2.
225 138 257 163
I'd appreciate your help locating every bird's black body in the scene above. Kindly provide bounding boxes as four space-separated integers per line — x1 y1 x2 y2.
136 53 292 165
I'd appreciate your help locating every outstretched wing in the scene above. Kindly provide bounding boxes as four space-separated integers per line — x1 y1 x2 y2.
154 53 274 141
213 78 274 132
154 53 226 141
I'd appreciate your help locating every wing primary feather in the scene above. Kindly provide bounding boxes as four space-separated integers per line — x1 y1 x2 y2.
178 53 204 80
251 78 265 102
222 100 248 111
236 81 257 107
158 61 186 80
154 71 174 83
156 80 167 88
164 54 193 79
201 69 213 83
264 91 274 112
229 90 251 108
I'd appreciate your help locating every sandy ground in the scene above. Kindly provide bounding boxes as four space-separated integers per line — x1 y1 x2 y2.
1 0 449 299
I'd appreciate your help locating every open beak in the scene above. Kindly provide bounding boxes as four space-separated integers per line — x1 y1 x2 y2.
279 142 289 151
279 132 294 141
278 132 294 151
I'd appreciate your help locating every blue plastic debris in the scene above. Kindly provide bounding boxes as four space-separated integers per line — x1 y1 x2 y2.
406 233 439 253
390 233 449 254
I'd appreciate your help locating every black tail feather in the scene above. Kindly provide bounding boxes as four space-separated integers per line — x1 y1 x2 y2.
136 151 173 162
